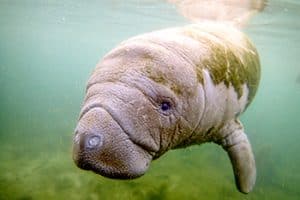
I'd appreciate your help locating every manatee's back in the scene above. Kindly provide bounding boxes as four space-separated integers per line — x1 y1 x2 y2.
120 22 260 108
101 22 260 110
180 23 261 106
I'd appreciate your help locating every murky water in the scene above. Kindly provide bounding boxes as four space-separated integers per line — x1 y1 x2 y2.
0 0 299 199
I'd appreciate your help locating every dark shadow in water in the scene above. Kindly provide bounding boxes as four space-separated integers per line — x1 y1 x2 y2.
146 183 168 200
17 196 33 200
255 145 280 187
296 74 300 84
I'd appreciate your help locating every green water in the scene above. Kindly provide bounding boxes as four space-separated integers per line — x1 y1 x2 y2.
1 0 300 199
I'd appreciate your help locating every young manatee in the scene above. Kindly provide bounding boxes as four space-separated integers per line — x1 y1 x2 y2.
72 22 260 194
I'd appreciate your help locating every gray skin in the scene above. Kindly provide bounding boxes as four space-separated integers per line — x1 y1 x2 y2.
73 23 260 194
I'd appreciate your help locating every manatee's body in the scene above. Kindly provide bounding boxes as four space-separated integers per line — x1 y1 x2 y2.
73 23 260 194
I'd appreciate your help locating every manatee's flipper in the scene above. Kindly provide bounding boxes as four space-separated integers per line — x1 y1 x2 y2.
217 120 256 194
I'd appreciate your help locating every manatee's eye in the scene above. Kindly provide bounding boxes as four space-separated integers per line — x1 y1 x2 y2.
160 101 171 111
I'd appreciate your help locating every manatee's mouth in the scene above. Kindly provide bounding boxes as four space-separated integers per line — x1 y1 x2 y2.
76 152 150 180
74 104 155 179
79 103 157 156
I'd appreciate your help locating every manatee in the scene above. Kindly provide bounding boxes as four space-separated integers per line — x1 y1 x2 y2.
72 22 260 194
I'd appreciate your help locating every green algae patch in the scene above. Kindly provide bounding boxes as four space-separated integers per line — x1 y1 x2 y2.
202 42 260 101
143 59 168 86
183 28 260 103
142 55 183 95
170 83 183 95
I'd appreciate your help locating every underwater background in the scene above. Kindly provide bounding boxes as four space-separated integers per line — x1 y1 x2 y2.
0 0 299 199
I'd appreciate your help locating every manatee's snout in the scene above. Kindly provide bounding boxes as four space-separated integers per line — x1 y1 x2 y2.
73 132 103 171
73 106 153 179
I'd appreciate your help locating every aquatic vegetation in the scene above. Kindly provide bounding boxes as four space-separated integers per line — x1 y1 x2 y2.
1 134 299 200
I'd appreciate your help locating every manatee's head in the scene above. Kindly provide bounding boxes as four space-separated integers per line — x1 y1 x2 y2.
73 104 153 179
72 82 158 179
72 39 204 179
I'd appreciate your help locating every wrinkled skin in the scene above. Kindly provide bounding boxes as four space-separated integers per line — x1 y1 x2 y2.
73 23 260 194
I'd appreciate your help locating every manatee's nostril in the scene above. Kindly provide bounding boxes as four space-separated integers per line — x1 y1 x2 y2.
86 135 102 149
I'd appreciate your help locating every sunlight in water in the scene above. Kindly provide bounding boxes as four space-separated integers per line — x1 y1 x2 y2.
167 0 267 27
